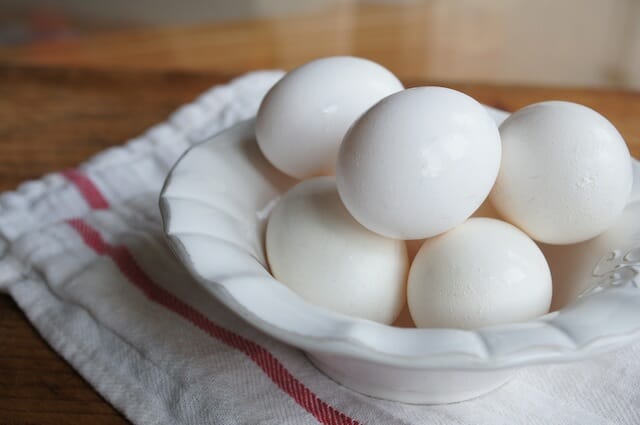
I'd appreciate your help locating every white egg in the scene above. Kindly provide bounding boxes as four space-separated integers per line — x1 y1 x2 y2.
490 101 632 245
336 87 501 240
266 176 408 324
256 56 403 179
407 218 552 329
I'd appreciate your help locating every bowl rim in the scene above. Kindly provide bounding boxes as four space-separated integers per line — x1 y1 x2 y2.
159 118 640 370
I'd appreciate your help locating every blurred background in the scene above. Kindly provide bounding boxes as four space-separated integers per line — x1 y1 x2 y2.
0 0 639 89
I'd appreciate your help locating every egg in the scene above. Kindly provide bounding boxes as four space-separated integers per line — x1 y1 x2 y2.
256 56 403 179
336 86 502 240
407 218 552 329
266 176 408 324
490 101 632 245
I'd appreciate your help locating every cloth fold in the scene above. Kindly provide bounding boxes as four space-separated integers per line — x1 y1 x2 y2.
1 71 639 425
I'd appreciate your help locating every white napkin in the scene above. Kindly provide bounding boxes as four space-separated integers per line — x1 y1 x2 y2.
1 71 638 425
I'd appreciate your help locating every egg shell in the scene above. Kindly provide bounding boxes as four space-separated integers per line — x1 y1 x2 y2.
266 176 408 324
490 101 633 245
337 86 501 240
407 218 552 329
256 56 403 179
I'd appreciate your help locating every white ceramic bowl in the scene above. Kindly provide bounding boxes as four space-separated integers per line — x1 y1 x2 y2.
159 117 640 404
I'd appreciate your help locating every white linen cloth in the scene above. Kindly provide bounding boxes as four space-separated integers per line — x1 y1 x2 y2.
1 71 639 425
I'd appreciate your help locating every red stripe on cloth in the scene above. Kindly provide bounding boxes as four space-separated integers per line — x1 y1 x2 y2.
67 218 360 425
62 169 110 210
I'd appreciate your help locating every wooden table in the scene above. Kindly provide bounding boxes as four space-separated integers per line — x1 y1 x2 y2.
2 2 639 89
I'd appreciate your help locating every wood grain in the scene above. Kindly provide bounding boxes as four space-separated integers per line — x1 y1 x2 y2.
1 2 639 89
0 64 639 424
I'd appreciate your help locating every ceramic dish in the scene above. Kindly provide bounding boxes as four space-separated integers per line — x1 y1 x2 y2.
159 115 640 404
